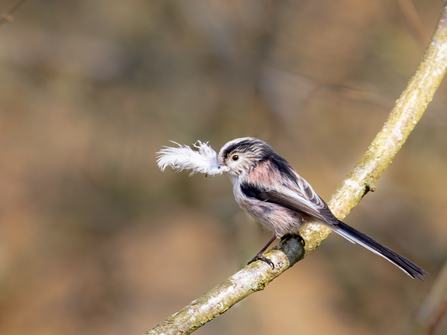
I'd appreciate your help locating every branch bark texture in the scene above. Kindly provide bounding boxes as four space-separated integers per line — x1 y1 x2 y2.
148 2 447 333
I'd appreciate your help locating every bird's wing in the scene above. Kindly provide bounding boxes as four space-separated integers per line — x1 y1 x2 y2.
242 168 338 225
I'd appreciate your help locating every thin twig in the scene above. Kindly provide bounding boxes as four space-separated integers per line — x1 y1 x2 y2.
0 0 28 26
147 1 447 333
427 300 447 335
408 261 447 335
395 0 430 47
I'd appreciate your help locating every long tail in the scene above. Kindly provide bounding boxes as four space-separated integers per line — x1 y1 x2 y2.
333 220 428 281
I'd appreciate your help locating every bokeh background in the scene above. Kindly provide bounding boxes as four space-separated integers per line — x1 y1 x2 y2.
0 0 446 334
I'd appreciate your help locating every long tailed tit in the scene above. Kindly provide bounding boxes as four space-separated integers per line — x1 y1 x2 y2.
157 137 427 281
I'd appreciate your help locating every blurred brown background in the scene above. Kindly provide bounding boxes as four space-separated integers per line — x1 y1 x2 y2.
0 0 446 334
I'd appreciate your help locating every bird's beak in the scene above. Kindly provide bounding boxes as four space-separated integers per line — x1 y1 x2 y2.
217 162 230 173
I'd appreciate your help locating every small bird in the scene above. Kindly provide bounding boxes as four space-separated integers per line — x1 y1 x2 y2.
157 137 428 281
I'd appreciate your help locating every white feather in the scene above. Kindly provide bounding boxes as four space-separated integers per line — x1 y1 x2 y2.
157 141 229 176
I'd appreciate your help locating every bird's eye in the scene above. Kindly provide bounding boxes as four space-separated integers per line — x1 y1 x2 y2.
231 154 239 161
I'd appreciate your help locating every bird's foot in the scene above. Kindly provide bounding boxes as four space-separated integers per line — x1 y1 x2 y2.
247 254 275 270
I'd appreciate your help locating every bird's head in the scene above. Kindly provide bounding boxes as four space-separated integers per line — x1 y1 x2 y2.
218 137 274 177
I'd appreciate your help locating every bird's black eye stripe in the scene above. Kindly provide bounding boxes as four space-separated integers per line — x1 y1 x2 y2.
222 139 254 160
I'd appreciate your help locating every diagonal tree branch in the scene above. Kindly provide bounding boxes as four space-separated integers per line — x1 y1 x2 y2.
147 2 447 334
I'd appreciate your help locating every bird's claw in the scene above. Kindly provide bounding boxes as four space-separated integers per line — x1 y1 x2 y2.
247 255 275 270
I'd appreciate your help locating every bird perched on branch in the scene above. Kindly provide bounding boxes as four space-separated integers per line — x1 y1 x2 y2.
157 137 427 281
